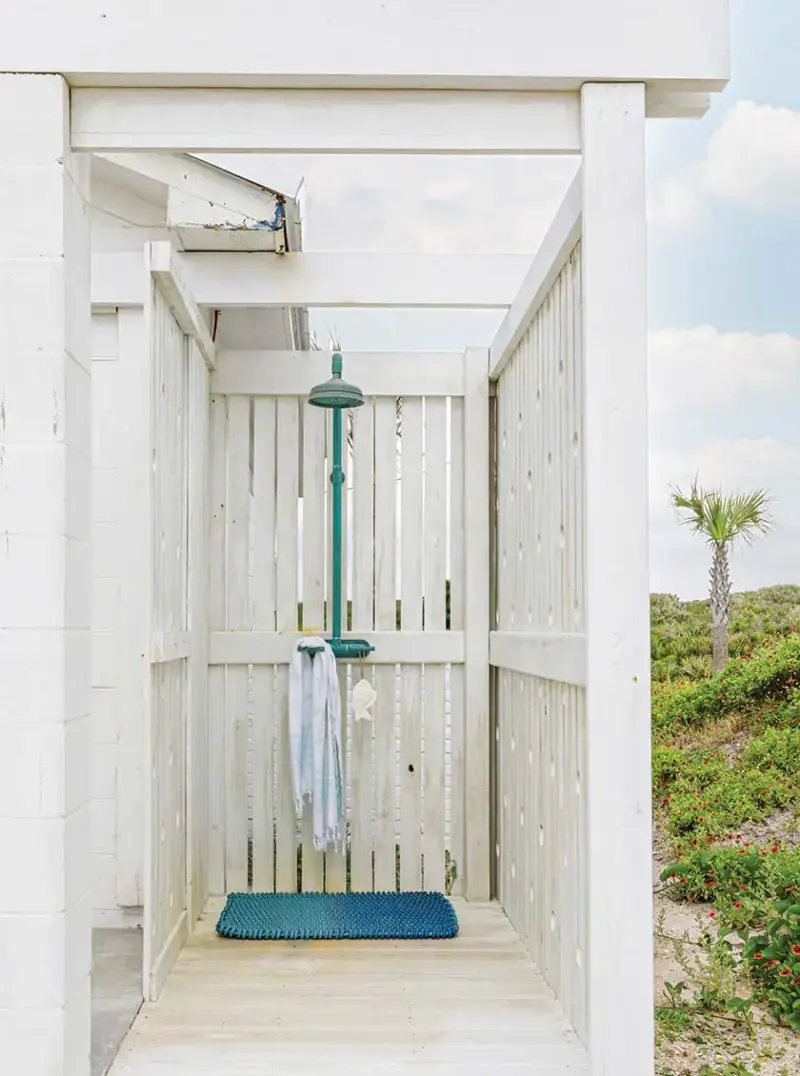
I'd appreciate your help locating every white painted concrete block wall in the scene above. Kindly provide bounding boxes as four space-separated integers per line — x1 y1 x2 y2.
0 74 92 1076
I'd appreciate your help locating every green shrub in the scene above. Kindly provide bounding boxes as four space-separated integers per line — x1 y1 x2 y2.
652 633 800 736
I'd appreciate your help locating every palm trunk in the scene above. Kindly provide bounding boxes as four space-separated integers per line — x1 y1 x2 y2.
709 540 731 673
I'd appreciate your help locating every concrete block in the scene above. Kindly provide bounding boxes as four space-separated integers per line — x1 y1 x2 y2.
0 165 68 259
0 534 66 629
91 467 120 526
66 445 92 544
65 802 92 912
65 713 92 819
91 797 116 857
65 537 91 630
91 688 118 746
0 261 68 354
0 444 67 536
65 629 92 722
0 629 68 725
0 74 68 167
91 742 117 802
0 723 65 818
91 577 119 635
91 631 118 689
91 312 119 361
0 817 67 913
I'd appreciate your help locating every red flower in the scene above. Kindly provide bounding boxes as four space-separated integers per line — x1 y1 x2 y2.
780 968 792 977
770 845 780 853
707 911 717 918
733 902 742 910
792 945 800 956
754 952 763 960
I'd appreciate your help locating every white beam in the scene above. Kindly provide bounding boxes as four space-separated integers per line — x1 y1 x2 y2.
581 82 653 1076
92 251 530 309
0 1 731 93
489 169 582 380
209 631 464 666
212 351 464 398
646 89 712 119
145 242 216 370
489 632 587 687
72 88 582 155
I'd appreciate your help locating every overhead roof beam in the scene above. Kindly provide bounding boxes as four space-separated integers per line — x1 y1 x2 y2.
91 251 530 309
72 87 582 155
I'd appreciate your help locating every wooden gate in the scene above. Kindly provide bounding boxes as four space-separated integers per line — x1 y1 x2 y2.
206 350 489 897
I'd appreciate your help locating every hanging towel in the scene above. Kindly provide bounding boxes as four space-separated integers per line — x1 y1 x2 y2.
289 638 344 853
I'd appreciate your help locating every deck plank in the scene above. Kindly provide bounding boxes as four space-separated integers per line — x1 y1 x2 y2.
108 899 590 1075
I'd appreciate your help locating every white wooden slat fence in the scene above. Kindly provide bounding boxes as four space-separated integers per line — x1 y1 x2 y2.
145 280 190 999
493 238 588 1042
142 243 213 1001
206 352 484 896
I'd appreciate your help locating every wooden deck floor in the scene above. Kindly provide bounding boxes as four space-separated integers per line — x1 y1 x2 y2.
108 898 590 1075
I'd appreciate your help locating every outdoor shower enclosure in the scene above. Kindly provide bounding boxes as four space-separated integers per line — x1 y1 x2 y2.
0 6 730 1072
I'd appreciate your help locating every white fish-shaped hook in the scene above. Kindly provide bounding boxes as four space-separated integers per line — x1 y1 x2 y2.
352 677 377 722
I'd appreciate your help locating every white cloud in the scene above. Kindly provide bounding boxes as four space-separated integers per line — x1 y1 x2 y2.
648 326 800 412
702 101 800 212
648 101 800 238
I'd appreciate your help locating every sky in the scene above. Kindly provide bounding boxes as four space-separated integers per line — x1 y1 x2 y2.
206 0 800 601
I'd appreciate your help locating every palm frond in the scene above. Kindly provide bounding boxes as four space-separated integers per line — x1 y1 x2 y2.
670 477 772 546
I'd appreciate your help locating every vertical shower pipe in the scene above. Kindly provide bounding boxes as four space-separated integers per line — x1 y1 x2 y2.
305 351 373 660
330 353 344 642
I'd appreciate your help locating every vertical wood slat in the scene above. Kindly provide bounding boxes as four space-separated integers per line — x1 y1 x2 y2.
423 397 447 893
207 395 227 894
462 349 490 901
224 396 250 893
251 398 277 891
300 404 327 892
373 397 398 892
399 399 423 892
349 401 375 891
187 341 210 921
275 398 300 892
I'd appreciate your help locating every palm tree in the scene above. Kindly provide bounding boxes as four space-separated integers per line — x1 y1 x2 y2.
670 479 772 673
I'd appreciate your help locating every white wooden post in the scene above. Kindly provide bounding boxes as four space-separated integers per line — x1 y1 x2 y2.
463 347 491 901
581 82 654 1076
0 74 92 1075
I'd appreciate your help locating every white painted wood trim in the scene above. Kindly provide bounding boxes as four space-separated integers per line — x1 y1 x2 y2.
646 89 711 119
72 88 581 155
91 251 529 309
209 631 464 666
489 632 588 687
489 170 582 380
114 308 149 910
147 909 189 1002
98 151 287 222
581 82 654 1076
211 351 465 398
150 631 191 664
145 241 216 370
462 348 491 902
